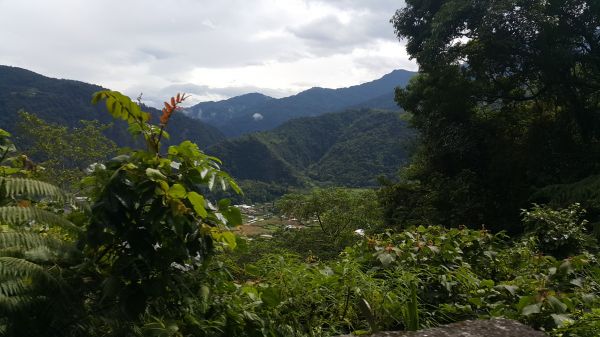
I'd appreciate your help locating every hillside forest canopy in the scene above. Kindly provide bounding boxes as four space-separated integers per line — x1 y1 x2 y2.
0 1 599 336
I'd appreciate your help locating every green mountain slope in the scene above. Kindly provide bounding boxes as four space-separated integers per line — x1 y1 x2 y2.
206 108 414 191
308 111 414 185
185 93 273 125
0 65 225 149
206 135 303 185
256 110 367 169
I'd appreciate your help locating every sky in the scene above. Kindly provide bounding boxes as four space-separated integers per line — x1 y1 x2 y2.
0 0 416 107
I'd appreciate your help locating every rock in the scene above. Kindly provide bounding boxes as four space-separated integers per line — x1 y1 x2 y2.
338 318 547 337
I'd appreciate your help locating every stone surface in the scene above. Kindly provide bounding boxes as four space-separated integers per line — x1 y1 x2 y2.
338 319 547 337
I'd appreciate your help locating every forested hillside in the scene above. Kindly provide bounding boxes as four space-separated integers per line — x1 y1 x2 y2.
0 65 225 149
188 69 415 136
206 108 413 193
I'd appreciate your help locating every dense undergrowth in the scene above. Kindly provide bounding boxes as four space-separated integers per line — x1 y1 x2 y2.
194 218 598 336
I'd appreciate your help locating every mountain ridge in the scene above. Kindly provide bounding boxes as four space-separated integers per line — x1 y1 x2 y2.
0 65 417 202
0 65 225 149
188 69 416 136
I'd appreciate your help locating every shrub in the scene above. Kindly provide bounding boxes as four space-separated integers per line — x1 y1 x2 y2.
522 204 594 258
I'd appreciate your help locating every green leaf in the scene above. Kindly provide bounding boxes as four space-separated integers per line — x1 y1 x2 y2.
128 123 143 136
220 231 237 250
547 296 567 313
551 314 574 327
219 201 242 226
187 192 207 218
228 179 242 194
218 199 231 209
496 284 518 296
101 276 122 301
168 184 187 199
427 245 440 253
468 297 483 306
378 252 395 266
92 90 149 124
480 279 495 288
146 168 167 181
208 174 215 190
0 207 81 234
569 277 583 287
0 177 64 200
522 303 541 316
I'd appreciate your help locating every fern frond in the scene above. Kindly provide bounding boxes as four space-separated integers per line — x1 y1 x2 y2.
0 279 30 297
0 177 64 200
0 232 51 251
0 257 55 282
0 247 23 258
23 246 63 264
0 207 81 234
0 294 38 315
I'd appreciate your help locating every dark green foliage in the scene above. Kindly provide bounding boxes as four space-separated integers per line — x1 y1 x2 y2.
211 218 599 336
532 175 600 237
82 91 242 323
0 66 225 149
522 203 595 258
345 225 600 331
387 0 600 231
271 188 382 260
551 308 600 337
0 129 84 337
189 69 415 136
309 111 414 185
377 180 436 228
256 110 365 170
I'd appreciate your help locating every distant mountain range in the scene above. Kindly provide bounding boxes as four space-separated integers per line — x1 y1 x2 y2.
0 65 225 149
186 69 415 136
0 65 417 201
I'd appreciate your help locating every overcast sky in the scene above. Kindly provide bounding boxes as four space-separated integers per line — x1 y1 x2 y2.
0 0 415 107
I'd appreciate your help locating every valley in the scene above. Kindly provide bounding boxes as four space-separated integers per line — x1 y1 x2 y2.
0 65 417 201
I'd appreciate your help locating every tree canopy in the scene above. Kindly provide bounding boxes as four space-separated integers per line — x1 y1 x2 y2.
389 0 600 230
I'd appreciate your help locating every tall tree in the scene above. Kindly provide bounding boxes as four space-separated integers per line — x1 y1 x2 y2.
389 0 600 230
15 112 117 190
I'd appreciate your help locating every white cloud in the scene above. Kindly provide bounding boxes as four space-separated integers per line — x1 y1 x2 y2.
0 0 415 108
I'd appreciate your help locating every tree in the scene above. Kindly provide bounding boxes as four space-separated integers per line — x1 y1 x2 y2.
81 91 242 328
0 129 85 337
15 111 117 190
277 188 382 248
389 0 600 230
